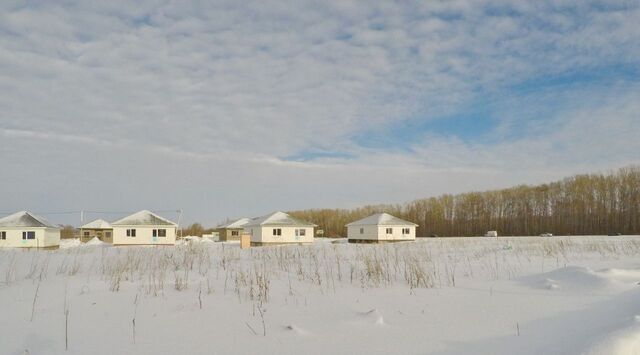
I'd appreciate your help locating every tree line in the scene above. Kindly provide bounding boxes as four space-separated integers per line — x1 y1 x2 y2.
289 166 640 237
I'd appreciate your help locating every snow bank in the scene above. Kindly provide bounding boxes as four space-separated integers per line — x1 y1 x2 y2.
178 236 218 245
84 237 107 246
598 268 640 284
59 238 81 248
520 266 611 291
584 315 640 355
2 235 640 355
519 266 640 293
190 236 215 244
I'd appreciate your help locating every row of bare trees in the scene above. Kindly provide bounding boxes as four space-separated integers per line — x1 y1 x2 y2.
290 166 640 237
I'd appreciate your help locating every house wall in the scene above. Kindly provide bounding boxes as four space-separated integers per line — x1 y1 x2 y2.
0 227 60 248
376 225 415 241
112 226 177 245
43 229 61 247
217 228 242 242
245 226 314 244
347 225 379 241
347 225 416 241
246 227 262 242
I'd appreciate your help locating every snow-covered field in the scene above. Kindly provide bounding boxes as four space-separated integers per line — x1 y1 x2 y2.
1 236 640 355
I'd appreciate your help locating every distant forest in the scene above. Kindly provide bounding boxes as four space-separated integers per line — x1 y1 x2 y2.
289 166 640 238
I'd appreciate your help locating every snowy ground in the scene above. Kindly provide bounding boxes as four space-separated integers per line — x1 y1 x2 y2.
1 236 640 355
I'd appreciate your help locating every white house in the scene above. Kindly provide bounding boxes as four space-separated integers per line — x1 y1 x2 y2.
243 211 315 245
346 213 418 243
80 218 113 243
110 210 177 246
0 211 61 248
216 217 251 241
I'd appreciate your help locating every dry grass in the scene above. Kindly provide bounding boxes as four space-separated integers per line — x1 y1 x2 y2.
1 236 640 305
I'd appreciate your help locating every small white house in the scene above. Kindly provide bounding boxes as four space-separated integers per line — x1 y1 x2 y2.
244 211 315 245
110 210 177 246
80 218 113 243
0 211 61 248
216 217 251 241
346 213 418 243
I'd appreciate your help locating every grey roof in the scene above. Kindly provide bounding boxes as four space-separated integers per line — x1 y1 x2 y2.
346 213 418 227
217 217 251 229
111 210 176 226
81 219 112 229
0 211 60 229
244 211 316 227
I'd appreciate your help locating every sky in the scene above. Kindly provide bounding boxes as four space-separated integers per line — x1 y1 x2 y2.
1 0 639 227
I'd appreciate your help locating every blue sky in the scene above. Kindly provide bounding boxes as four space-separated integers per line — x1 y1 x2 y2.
0 1 639 226
329 63 640 158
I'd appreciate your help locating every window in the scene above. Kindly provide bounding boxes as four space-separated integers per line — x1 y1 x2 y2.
273 228 281 236
105 231 112 238
153 229 166 237
360 228 364 234
22 231 36 240
402 228 410 235
231 230 239 236
0 231 5 240
84 231 90 237
385 228 393 234
295 229 306 237
127 229 136 237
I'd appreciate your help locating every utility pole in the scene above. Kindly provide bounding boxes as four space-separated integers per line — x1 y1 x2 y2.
177 209 183 239
79 210 84 242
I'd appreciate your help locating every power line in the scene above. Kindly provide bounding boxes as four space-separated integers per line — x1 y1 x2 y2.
0 209 182 217
0 211 81 216
82 210 181 215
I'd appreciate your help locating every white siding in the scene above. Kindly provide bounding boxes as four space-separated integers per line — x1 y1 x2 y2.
112 226 177 245
346 225 379 241
43 228 62 247
0 228 60 248
347 224 416 241
246 227 262 242
247 226 314 244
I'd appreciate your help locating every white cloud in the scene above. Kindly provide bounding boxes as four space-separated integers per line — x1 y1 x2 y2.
0 0 638 225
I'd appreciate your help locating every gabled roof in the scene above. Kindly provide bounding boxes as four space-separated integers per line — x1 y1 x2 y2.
0 211 60 229
346 213 418 227
244 211 316 227
81 219 112 229
217 217 251 229
111 210 177 226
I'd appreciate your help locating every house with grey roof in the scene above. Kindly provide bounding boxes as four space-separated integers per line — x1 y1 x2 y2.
80 219 113 243
110 210 177 246
244 211 316 245
0 211 61 248
215 217 251 241
346 213 418 243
